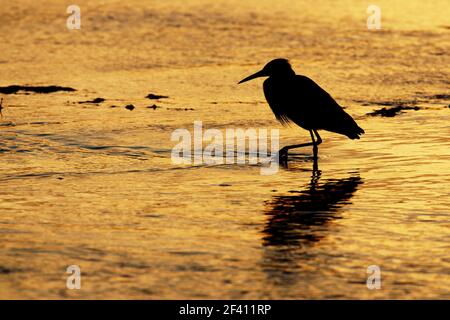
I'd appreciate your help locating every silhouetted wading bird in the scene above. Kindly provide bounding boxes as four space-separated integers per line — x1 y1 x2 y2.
238 59 364 166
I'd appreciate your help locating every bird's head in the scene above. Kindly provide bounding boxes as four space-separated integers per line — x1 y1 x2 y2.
238 58 294 84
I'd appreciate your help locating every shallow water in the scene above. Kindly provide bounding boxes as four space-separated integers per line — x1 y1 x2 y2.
0 0 449 299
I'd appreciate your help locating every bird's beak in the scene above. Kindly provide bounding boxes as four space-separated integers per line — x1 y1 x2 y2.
238 70 266 84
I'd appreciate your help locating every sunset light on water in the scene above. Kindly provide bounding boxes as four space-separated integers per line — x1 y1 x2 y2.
0 0 449 302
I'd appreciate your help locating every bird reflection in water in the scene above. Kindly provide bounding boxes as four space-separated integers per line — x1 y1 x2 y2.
261 170 363 286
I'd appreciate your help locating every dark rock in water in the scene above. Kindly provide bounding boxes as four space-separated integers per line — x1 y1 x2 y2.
167 107 195 111
0 266 15 274
426 94 450 100
219 183 231 187
78 97 105 104
367 106 421 117
356 99 418 107
0 85 76 94
125 104 135 111
147 104 161 110
146 93 169 100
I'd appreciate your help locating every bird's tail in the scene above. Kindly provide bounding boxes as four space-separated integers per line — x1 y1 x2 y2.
347 125 365 140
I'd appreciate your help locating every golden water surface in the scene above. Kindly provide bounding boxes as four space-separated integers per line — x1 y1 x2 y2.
0 0 449 299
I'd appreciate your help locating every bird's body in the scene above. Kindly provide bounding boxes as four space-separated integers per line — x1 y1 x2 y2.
238 58 364 165
263 74 364 139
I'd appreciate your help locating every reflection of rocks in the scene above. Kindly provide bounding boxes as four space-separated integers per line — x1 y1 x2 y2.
261 171 363 285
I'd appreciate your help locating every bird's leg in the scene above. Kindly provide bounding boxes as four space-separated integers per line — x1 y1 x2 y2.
311 130 322 171
312 130 322 159
278 142 315 160
313 129 322 144
309 130 322 171
278 130 316 163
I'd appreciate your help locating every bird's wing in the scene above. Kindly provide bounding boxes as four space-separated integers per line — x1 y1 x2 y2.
264 75 364 138
292 76 364 138
263 75 342 126
294 75 343 115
